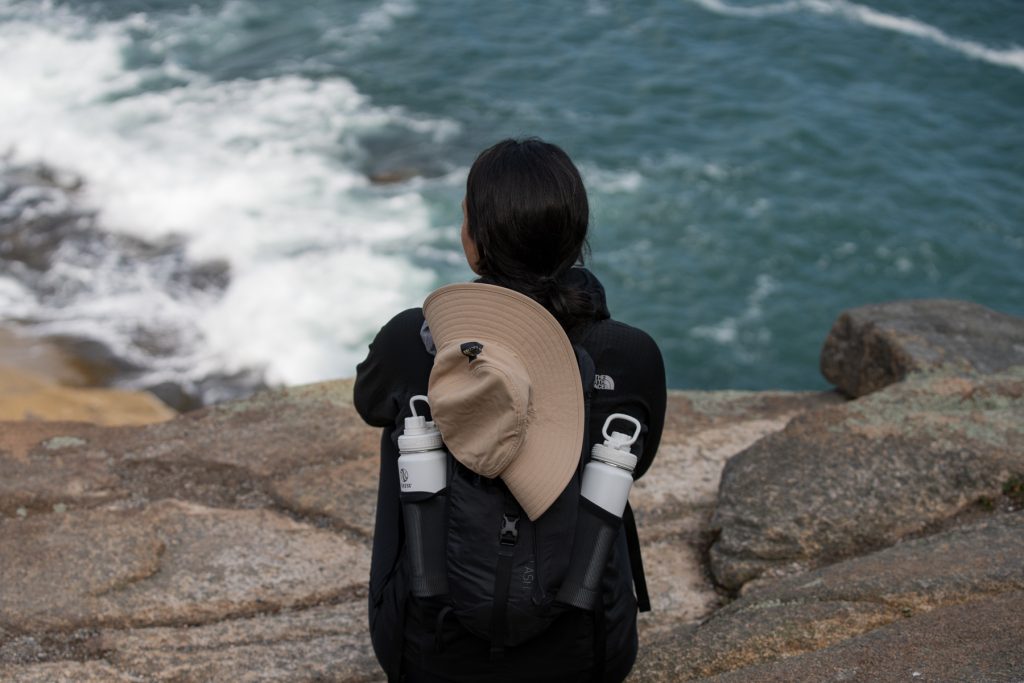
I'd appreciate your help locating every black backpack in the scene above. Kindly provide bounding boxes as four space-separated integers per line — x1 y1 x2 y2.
393 342 651 682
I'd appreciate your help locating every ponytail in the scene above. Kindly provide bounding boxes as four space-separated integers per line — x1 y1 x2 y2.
483 267 596 335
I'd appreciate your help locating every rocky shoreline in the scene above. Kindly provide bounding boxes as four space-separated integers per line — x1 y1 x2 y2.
1 299 1023 681
0 160 266 412
0 327 175 426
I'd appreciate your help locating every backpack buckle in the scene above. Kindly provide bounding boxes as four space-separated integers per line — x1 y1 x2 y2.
499 513 520 546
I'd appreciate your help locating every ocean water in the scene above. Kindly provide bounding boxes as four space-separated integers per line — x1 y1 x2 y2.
0 0 1021 399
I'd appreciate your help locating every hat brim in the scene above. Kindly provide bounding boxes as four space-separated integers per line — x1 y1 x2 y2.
423 283 584 521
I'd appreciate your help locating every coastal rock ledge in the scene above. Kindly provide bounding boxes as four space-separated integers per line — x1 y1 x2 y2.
2 298 1023 682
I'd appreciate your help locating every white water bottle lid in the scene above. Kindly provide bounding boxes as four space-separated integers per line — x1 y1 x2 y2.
590 413 641 472
398 395 444 452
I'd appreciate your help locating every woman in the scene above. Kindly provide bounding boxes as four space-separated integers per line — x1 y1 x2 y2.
354 138 666 682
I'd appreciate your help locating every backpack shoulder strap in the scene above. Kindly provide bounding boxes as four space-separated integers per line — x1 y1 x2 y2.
622 501 650 612
489 489 522 660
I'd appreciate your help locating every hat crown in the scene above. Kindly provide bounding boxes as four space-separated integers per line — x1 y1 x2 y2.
428 339 530 479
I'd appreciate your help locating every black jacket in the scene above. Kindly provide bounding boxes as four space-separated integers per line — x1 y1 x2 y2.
355 269 666 682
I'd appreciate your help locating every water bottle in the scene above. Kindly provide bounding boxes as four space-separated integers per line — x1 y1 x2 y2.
557 413 642 611
397 395 449 597
581 413 641 516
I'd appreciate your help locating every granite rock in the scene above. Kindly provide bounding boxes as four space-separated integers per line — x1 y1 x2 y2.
7 316 1020 681
98 602 380 683
628 390 843 634
634 512 1024 680
709 369 1024 590
0 661 142 683
0 500 369 632
820 299 1024 397
697 591 1024 683
0 380 837 680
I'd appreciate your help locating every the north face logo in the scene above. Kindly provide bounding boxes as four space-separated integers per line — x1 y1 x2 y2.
594 374 615 390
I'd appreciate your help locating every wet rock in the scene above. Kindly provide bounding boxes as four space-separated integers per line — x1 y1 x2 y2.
179 257 231 292
144 366 267 414
358 127 453 184
0 163 94 272
0 365 175 425
820 299 1024 397
0 161 249 407
634 513 1024 681
709 370 1024 590
144 381 201 414
368 169 420 184
0 328 95 388
43 336 144 386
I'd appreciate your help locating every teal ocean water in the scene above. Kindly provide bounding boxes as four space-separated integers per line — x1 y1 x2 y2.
1 0 1021 397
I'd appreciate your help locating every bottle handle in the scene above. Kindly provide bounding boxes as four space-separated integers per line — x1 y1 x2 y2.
409 395 430 417
602 413 642 446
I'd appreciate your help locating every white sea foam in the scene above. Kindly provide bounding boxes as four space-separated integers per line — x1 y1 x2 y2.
688 0 803 18
0 276 34 318
202 248 433 385
581 165 645 194
691 317 739 344
691 274 778 348
0 1 457 389
322 0 418 52
689 0 1024 74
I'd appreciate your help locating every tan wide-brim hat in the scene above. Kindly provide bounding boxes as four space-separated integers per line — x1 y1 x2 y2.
423 283 584 521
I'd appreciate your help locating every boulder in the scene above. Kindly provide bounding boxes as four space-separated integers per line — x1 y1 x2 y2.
820 299 1024 397
697 591 1024 683
709 369 1024 590
629 390 843 634
633 512 1024 681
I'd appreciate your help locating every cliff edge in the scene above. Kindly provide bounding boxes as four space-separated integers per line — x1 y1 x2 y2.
1 299 1022 682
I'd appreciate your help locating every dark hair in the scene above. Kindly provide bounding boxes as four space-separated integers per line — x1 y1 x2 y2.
465 137 595 332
